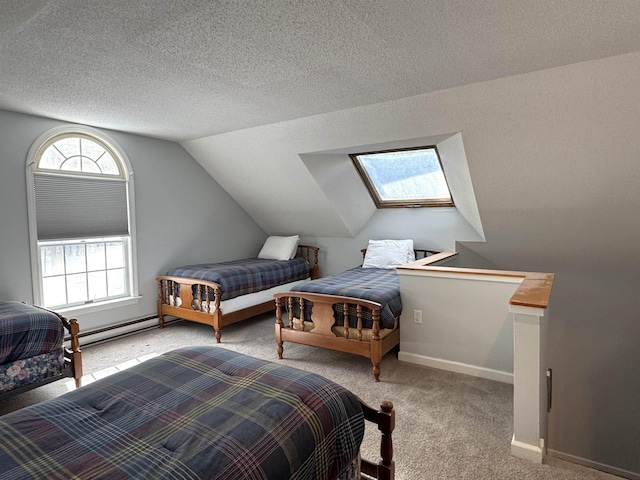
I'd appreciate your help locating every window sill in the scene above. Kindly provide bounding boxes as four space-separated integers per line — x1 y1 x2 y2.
58 296 141 316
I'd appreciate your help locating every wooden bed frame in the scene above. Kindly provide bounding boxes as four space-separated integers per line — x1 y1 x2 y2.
274 248 438 382
157 245 320 342
361 399 395 480
0 307 82 401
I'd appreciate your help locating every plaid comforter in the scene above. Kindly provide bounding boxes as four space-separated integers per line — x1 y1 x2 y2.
0 346 365 480
291 267 402 329
0 301 63 365
166 257 310 301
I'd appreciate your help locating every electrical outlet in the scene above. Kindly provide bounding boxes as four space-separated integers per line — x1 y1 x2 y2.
413 309 422 324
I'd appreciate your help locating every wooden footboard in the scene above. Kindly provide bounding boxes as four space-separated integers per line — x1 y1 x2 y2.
274 292 400 381
360 399 395 480
63 317 82 387
157 276 228 342
42 306 82 389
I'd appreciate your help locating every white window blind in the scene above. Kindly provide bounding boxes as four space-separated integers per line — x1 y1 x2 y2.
34 173 129 240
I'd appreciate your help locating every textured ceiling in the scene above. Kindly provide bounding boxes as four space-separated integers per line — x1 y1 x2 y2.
2 0 640 142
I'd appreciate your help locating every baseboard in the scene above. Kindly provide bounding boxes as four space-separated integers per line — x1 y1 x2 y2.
547 449 640 480
511 435 543 463
398 351 514 384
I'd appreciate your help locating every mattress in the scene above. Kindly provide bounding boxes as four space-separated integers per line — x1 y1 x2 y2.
0 346 365 480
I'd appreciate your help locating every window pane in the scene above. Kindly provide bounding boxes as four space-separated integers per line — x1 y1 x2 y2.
53 137 80 159
61 156 82 172
81 157 101 174
106 242 124 268
360 150 450 200
42 276 66 308
107 268 125 296
65 244 86 274
96 152 120 175
88 270 107 299
86 243 106 271
39 146 65 170
40 245 65 276
80 138 105 160
351 146 453 207
66 273 87 304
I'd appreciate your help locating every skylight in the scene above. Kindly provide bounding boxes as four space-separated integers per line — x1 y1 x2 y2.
350 146 453 208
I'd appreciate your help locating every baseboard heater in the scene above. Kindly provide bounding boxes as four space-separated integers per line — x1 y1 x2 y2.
65 315 181 347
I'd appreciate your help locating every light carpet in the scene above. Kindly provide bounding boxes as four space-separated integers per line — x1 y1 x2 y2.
0 314 622 480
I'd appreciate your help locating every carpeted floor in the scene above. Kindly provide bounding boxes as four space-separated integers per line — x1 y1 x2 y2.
0 314 622 480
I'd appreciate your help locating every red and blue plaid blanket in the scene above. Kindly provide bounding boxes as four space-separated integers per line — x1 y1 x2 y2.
166 257 310 301
290 267 402 329
0 346 364 480
0 301 63 365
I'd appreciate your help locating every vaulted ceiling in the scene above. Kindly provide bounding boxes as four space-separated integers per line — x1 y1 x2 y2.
3 1 640 249
2 1 640 142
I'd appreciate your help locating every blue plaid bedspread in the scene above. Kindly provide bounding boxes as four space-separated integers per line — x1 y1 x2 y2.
0 346 365 480
290 267 402 329
166 257 310 301
0 301 63 365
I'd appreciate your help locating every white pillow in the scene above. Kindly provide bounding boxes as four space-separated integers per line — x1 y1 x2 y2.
362 239 414 269
258 235 300 261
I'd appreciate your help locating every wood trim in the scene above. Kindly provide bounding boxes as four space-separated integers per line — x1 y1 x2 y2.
397 252 554 310
509 272 555 309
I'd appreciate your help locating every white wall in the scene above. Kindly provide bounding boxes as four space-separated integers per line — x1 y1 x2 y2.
398 271 519 383
0 110 266 333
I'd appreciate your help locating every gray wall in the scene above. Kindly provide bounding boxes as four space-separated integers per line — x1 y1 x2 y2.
184 50 640 478
303 207 482 277
0 109 266 332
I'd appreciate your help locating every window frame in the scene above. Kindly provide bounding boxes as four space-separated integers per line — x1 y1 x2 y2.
349 145 454 208
26 125 139 314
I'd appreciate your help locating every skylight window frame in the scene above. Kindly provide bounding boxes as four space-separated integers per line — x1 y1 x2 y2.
349 145 454 209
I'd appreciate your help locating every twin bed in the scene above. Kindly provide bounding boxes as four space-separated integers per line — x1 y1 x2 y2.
0 346 394 480
158 237 439 382
276 241 439 381
157 241 320 342
0 301 82 400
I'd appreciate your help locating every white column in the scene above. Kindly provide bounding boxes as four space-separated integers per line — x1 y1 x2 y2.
509 304 548 463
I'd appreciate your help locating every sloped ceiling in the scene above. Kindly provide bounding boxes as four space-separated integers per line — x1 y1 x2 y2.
2 1 640 142
3 1 640 243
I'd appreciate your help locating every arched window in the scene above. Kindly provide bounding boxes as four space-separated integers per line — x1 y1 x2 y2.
26 125 138 311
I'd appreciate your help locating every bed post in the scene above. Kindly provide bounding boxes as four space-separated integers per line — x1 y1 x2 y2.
157 278 165 328
68 318 83 387
371 309 382 382
275 296 284 358
360 400 395 480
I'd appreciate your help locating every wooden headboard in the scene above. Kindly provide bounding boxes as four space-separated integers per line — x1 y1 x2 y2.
297 245 320 279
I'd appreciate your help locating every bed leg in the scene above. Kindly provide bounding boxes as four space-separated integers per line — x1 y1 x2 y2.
275 326 284 359
372 363 381 382
214 328 221 343
158 314 165 329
